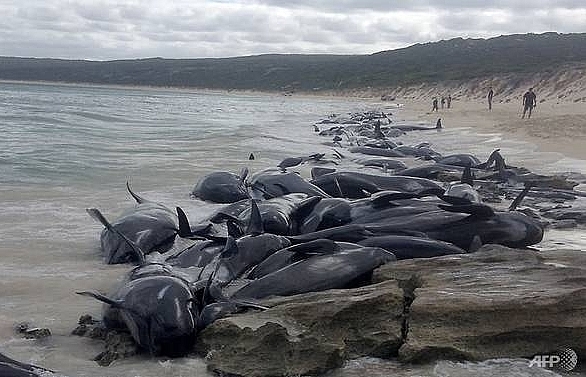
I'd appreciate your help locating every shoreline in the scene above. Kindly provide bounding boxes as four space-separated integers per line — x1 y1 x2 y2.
387 97 586 161
2 79 585 162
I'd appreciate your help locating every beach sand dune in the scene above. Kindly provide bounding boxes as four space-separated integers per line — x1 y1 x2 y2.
327 63 586 160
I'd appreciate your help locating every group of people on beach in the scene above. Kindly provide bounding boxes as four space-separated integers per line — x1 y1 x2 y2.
486 86 537 118
431 94 452 112
429 87 537 118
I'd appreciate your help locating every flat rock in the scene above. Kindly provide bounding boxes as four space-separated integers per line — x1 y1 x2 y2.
196 280 406 377
373 244 586 364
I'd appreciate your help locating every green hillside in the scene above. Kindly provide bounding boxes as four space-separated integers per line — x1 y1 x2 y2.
1 32 585 92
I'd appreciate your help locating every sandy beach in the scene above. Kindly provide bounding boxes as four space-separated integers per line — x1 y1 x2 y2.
323 64 586 161
389 98 586 161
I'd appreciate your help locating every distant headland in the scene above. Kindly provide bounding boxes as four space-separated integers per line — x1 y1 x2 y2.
1 32 586 102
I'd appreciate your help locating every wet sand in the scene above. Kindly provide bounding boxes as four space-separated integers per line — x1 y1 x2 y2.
390 98 586 160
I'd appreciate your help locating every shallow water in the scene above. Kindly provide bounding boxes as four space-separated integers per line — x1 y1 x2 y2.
0 82 584 376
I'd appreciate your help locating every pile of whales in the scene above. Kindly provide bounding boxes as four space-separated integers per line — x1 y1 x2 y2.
72 109 585 364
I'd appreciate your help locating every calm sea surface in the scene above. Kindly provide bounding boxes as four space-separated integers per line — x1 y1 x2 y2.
0 82 583 376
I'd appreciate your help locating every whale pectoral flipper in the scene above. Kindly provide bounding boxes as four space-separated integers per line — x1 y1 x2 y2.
509 185 533 211
126 181 148 204
333 177 344 197
86 208 147 265
86 208 113 230
238 167 249 187
437 194 472 205
438 203 495 219
287 239 339 259
76 291 123 308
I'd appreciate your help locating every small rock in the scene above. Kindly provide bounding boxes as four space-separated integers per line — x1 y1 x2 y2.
79 314 99 325
22 328 51 339
15 322 52 339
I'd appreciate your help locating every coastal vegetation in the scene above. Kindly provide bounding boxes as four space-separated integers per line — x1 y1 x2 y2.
1 32 585 92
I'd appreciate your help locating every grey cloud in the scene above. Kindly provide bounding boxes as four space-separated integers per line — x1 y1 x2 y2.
0 0 584 59
16 5 68 22
252 0 586 12
71 3 121 22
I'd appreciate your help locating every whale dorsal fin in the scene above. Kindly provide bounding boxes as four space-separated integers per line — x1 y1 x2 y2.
293 196 322 220
176 207 192 238
468 235 483 252
246 199 263 236
461 166 474 186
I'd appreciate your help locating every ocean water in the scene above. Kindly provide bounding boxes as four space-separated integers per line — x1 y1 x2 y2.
0 81 583 376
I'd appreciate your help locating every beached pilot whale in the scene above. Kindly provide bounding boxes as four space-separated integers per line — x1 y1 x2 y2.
191 170 249 203
389 119 442 131
88 182 179 264
248 168 330 199
310 171 445 199
80 211 198 357
348 146 406 158
354 158 407 171
358 235 467 259
230 246 396 300
79 275 198 357
210 193 322 236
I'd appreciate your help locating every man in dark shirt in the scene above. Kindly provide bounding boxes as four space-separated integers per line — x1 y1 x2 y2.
487 87 494 110
522 88 537 119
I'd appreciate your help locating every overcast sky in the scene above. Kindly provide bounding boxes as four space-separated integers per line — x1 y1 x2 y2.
1 0 585 60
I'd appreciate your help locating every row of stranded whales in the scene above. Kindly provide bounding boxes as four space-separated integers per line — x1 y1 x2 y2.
81 198 396 357
77 109 584 362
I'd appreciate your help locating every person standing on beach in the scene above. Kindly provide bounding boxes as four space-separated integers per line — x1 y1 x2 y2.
441 97 446 109
522 88 537 119
487 87 494 110
447 95 452 109
432 97 439 112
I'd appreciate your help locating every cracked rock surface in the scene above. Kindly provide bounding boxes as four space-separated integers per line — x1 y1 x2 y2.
84 245 586 376
373 244 586 364
196 280 406 377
